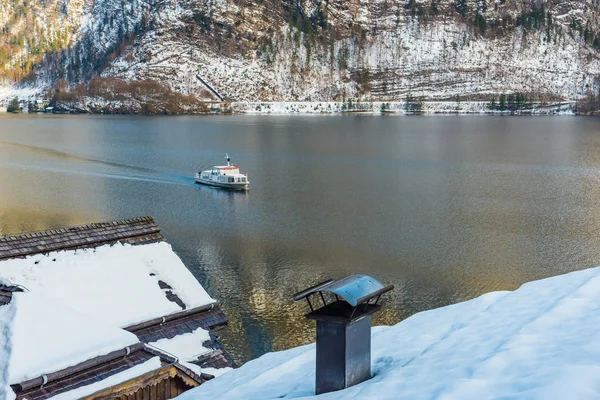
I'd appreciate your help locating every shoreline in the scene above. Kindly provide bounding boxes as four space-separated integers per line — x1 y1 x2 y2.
230 100 577 115
2 97 596 116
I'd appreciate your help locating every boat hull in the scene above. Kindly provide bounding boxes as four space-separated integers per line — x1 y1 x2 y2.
194 177 249 191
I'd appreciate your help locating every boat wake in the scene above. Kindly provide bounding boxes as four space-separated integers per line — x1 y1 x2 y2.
1 162 197 187
0 141 196 187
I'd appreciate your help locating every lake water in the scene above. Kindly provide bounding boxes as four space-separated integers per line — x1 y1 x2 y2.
1 114 600 363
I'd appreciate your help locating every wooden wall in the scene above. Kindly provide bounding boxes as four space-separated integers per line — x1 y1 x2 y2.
87 366 199 400
119 376 192 400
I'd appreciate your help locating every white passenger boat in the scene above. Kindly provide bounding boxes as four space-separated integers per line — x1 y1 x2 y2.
195 154 249 191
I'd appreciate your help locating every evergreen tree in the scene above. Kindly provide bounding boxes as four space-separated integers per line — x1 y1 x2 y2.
7 97 20 113
499 93 506 111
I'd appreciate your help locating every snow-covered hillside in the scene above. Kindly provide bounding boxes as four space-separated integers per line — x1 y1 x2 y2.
109 11 600 103
176 266 600 399
1 0 600 107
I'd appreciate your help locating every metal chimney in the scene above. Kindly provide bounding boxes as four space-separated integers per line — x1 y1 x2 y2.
293 274 394 395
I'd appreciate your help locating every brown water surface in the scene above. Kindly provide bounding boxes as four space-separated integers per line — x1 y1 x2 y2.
1 114 600 363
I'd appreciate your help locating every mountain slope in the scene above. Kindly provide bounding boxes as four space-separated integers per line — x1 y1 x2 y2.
1 0 599 105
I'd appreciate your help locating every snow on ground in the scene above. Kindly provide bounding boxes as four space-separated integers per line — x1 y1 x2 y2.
105 8 600 104
0 242 215 327
177 266 600 399
0 84 42 108
0 292 138 388
48 357 162 400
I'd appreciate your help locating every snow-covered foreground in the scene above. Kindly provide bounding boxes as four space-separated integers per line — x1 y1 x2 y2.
177 266 600 399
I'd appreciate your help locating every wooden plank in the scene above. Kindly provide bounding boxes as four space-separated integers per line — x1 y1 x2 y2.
86 366 181 399
85 366 202 400
169 380 176 398
157 380 165 400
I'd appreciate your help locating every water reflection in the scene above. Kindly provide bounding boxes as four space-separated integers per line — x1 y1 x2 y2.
194 237 403 359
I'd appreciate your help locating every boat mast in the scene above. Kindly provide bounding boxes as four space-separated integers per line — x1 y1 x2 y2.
225 153 231 166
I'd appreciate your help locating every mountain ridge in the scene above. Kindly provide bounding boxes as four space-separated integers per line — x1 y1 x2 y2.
1 0 599 111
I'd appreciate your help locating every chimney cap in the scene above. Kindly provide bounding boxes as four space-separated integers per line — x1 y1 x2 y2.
294 274 393 307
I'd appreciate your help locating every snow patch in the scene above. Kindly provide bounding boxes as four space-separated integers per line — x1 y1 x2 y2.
148 327 211 362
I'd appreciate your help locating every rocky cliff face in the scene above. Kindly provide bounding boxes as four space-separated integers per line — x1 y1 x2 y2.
1 0 600 104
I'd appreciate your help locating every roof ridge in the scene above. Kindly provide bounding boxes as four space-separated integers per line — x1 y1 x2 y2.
0 216 156 242
0 217 164 260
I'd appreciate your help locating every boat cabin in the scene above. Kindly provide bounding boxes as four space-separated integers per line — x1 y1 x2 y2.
213 166 240 175
200 166 248 184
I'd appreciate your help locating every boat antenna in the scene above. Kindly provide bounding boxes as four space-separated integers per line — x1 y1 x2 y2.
225 153 231 166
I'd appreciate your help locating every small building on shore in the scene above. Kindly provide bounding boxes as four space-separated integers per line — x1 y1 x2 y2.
0 217 235 400
34 99 49 111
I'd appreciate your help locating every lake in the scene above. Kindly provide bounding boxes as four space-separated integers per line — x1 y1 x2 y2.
1 114 600 363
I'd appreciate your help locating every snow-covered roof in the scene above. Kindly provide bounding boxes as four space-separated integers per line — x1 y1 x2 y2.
0 218 233 399
0 241 215 327
176 266 600 400
47 357 162 400
0 291 139 399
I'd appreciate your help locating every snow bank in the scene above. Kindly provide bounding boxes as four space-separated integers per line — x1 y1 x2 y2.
0 292 138 386
177 266 600 399
0 242 215 327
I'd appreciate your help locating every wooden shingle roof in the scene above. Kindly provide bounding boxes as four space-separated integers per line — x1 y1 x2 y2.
126 304 236 369
126 304 229 343
12 343 206 400
0 217 164 260
192 348 237 370
0 284 23 306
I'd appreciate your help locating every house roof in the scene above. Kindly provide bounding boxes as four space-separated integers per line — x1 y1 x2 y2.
0 241 216 327
0 291 212 400
192 348 236 370
127 304 236 370
0 284 23 306
127 304 229 343
0 217 235 398
1 292 140 387
13 343 207 400
0 216 164 260
13 343 156 400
